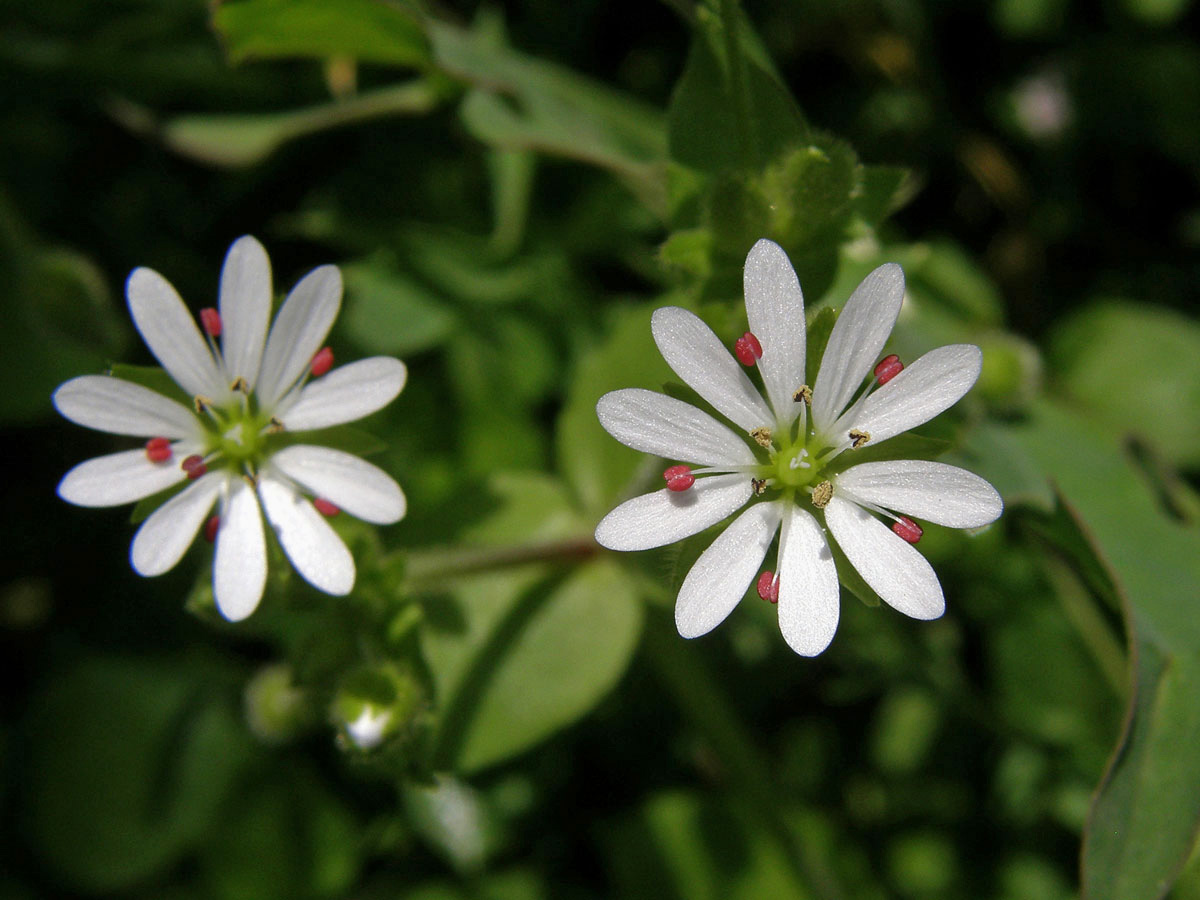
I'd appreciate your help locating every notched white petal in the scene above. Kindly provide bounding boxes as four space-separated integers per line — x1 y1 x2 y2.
825 496 945 621
836 459 1003 529
596 389 755 467
53 375 198 439
259 476 355 596
214 478 267 622
256 264 343 407
131 472 222 576
276 357 406 430
594 473 752 552
126 267 225 399
844 344 982 446
57 448 188 508
650 307 772 433
271 445 405 524
811 263 905 433
675 502 781 639
743 239 806 427
776 505 840 657
219 235 272 389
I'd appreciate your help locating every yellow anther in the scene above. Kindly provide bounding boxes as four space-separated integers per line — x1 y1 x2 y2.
811 480 834 508
849 428 871 449
751 478 768 496
792 385 813 405
750 427 773 449
229 376 249 394
193 395 213 414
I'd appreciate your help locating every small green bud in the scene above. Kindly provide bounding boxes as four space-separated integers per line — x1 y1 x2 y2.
333 664 422 751
975 331 1043 413
243 663 312 744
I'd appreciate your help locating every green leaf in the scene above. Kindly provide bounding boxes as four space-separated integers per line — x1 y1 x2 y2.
213 0 430 67
160 81 442 168
1010 401 1200 900
418 473 642 773
23 656 250 893
667 3 807 174
555 303 674 517
1049 299 1200 468
342 257 458 356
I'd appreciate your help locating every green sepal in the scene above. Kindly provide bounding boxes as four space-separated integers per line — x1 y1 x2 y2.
108 363 191 407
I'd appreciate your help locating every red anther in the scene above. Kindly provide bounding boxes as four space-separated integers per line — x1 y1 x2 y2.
874 354 904 385
181 454 207 480
310 346 334 377
892 516 923 544
200 307 222 337
313 497 340 517
756 571 779 603
204 515 220 543
734 331 764 366
663 464 695 492
145 436 172 463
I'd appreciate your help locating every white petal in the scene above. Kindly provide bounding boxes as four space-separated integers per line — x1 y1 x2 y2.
597 389 756 467
57 449 188 507
275 357 406 430
271 445 406 524
594 473 752 552
53 376 198 439
841 344 982 446
811 264 905 434
213 478 267 622
744 239 806 428
835 460 1003 529
126 267 225 400
675 502 781 639
256 265 342 407
258 476 355 596
824 496 944 620
131 472 223 576
651 307 772 433
219 236 272 389
776 504 840 656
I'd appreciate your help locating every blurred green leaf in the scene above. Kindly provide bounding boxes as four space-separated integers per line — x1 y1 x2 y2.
158 81 441 167
213 0 430 66
601 791 812 900
1011 401 1200 900
556 303 674 517
199 764 361 900
1049 299 1200 468
342 257 458 356
24 656 250 893
1121 0 1193 25
419 473 641 773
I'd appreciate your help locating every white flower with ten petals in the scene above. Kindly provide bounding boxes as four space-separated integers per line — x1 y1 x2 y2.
54 236 407 621
595 239 1002 656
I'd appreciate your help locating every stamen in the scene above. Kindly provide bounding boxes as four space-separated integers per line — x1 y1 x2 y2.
751 478 768 495
811 480 833 508
874 354 904 385
892 516 923 544
849 428 871 449
204 515 220 543
792 384 813 404
194 395 214 415
266 416 285 434
663 465 695 492
756 571 779 603
750 426 772 449
313 498 341 517
181 454 208 480
200 308 222 337
311 346 334 377
229 376 249 394
145 437 172 463
734 331 763 366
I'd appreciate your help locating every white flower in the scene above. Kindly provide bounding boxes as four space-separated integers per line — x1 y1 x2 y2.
54 236 407 621
344 705 393 750
594 239 1002 656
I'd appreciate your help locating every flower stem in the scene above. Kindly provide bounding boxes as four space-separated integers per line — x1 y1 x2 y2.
400 537 598 591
